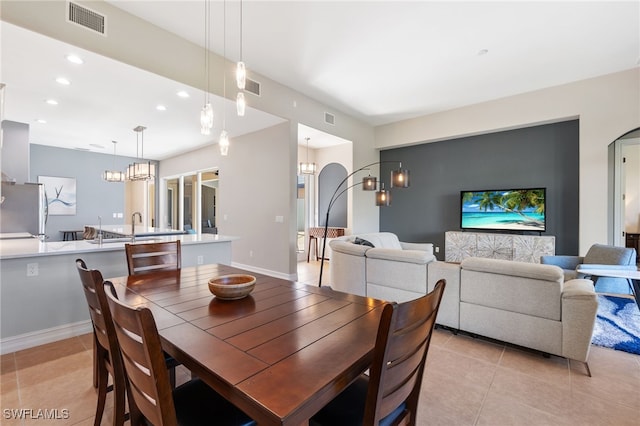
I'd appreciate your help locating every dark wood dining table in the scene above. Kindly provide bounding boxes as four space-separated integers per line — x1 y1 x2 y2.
107 263 385 426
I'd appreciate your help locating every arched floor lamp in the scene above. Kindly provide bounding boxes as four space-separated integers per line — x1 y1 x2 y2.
317 161 410 287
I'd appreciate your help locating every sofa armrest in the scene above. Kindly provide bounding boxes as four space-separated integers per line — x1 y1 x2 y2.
366 248 435 265
561 279 598 362
540 255 583 270
400 242 434 254
329 240 370 256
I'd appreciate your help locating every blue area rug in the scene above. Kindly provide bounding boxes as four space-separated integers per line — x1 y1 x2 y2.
591 295 640 355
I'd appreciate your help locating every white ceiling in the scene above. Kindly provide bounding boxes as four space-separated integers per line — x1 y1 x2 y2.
2 1 639 159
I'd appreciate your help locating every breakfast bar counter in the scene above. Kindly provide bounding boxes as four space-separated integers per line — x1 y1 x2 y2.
0 234 238 354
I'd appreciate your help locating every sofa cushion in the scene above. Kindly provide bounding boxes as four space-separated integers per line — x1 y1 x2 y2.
366 248 435 264
354 232 402 249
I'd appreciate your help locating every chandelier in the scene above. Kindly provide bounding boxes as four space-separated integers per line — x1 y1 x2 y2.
102 140 126 182
299 137 316 174
126 126 156 181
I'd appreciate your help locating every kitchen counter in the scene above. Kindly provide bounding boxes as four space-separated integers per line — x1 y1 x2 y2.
0 233 239 354
0 233 235 260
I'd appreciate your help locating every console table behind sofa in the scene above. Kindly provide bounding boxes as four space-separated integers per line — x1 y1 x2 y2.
445 231 555 263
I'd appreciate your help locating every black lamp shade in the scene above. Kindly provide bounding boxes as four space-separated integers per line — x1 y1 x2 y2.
376 185 391 206
362 176 377 191
391 168 410 188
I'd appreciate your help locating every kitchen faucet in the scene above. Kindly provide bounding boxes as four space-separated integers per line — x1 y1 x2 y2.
131 212 142 243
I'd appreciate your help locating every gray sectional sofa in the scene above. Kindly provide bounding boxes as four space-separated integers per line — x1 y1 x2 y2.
328 233 598 372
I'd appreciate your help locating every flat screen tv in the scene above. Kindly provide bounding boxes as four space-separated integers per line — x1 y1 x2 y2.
460 188 546 232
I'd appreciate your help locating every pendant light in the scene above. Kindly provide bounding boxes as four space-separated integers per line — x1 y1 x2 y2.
200 0 213 135
102 140 126 182
391 162 410 188
236 0 246 117
299 137 316 174
375 182 391 206
220 0 230 156
362 174 377 190
126 126 156 181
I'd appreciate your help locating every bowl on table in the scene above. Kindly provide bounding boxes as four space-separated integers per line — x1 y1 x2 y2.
208 274 256 300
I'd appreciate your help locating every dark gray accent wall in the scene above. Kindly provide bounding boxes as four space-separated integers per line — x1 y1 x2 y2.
30 144 156 241
318 163 348 227
379 120 579 257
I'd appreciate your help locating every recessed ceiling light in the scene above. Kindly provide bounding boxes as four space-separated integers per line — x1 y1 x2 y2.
35 119 47 124
156 105 167 111
66 54 84 64
45 99 58 105
477 49 489 56
177 90 190 98
56 77 71 85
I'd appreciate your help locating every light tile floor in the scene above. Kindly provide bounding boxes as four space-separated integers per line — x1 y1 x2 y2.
1 260 638 425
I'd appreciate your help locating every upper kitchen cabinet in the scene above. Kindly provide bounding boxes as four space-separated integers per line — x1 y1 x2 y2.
1 120 30 184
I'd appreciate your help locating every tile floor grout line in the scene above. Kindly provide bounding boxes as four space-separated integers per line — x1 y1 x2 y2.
472 344 505 426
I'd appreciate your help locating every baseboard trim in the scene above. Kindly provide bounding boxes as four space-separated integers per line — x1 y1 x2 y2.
231 262 297 281
0 320 93 355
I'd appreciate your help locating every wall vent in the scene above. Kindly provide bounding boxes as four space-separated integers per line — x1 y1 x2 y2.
245 78 261 96
324 112 336 126
67 2 106 35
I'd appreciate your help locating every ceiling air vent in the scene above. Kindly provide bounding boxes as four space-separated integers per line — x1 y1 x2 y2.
68 2 106 35
324 112 335 126
245 78 261 96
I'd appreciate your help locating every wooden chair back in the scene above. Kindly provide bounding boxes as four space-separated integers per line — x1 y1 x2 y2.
75 259 127 426
364 279 446 425
125 241 181 276
104 281 178 426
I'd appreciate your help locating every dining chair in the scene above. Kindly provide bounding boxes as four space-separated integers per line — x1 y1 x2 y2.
125 240 181 276
310 279 446 426
103 281 256 426
76 259 128 426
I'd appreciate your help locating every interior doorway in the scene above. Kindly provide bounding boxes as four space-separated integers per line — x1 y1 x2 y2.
296 123 352 266
612 128 640 248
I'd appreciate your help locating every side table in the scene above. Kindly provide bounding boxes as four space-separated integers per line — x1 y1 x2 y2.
307 227 345 262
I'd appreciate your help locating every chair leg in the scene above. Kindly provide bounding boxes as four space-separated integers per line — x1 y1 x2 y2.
169 366 176 389
307 235 312 263
92 334 98 388
94 359 108 426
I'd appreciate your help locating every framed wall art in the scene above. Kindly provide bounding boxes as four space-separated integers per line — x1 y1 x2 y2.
38 175 76 215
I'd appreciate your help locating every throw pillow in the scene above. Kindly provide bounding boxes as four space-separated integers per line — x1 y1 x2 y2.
354 237 375 247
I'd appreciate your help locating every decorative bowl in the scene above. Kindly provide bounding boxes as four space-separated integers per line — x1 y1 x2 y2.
208 274 256 300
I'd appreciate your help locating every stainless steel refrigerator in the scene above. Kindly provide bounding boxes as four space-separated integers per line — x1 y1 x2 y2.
0 182 47 239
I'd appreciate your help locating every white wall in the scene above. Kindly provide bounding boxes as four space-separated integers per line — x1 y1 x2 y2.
161 123 294 277
376 68 640 254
